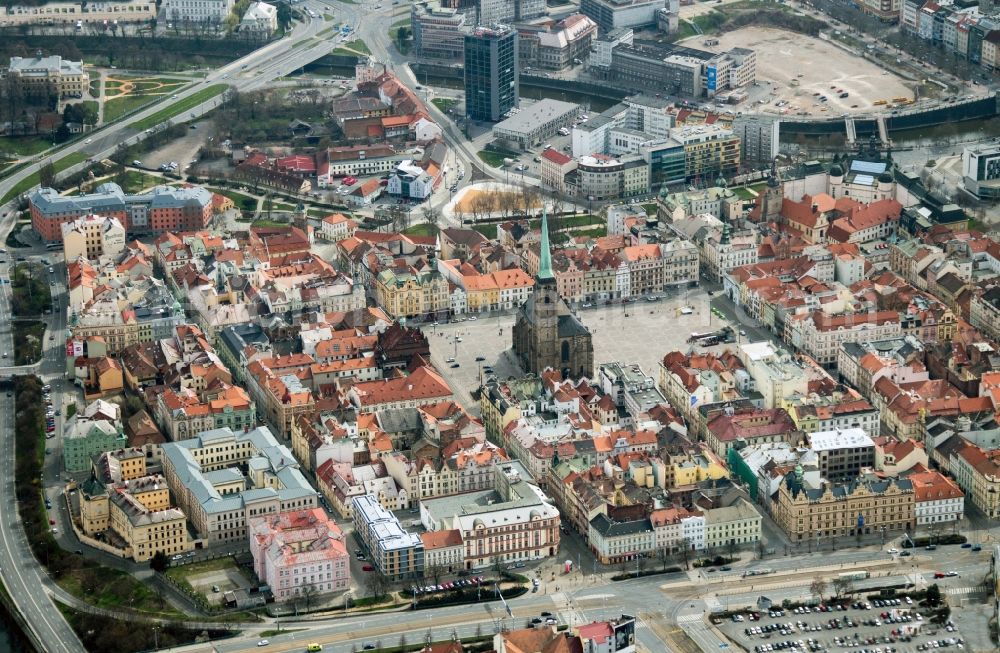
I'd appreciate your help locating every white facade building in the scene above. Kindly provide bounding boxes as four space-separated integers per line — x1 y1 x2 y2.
162 0 235 25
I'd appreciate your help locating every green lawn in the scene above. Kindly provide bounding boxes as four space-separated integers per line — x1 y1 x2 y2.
208 186 258 213
477 150 508 168
0 152 87 204
251 218 290 227
529 214 603 230
732 186 759 200
104 94 158 121
0 136 53 158
88 70 101 97
389 19 411 55
342 38 371 55
574 226 607 239
118 170 162 193
133 84 229 131
432 98 458 113
472 223 498 238
403 223 439 237
642 203 658 216
58 566 182 617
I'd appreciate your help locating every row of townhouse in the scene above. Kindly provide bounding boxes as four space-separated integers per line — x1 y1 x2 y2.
899 0 1000 72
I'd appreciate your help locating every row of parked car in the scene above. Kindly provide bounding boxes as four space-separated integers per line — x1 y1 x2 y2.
410 576 485 595
44 384 57 436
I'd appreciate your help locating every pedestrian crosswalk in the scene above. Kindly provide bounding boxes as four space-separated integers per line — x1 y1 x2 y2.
677 613 703 624
945 586 986 596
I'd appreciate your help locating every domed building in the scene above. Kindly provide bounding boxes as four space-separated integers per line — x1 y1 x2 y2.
827 156 896 203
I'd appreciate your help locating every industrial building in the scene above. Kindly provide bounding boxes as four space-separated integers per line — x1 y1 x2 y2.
492 98 580 150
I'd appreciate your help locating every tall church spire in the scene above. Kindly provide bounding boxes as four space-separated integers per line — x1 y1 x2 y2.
538 207 554 281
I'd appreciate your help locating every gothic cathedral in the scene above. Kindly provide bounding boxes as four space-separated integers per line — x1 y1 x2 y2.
512 209 594 379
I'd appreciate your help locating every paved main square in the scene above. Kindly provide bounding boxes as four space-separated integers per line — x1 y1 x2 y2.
426 287 717 414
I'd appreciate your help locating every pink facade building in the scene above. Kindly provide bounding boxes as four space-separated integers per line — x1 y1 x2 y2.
248 508 350 602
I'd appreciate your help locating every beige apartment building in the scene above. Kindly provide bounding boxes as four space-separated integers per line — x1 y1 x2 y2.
773 473 914 543
374 266 450 320
61 214 126 263
80 473 192 562
4 54 85 98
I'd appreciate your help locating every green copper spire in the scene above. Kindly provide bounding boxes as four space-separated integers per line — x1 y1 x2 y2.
538 207 554 281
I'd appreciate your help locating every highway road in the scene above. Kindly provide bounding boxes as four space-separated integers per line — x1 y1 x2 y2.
0 253 81 651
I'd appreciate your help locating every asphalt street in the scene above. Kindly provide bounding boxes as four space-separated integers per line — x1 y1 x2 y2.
0 251 80 651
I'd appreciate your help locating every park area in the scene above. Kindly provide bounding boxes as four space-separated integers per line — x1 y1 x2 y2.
103 75 189 122
686 27 913 115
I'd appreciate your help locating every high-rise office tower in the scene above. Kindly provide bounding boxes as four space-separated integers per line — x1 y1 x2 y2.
463 25 519 122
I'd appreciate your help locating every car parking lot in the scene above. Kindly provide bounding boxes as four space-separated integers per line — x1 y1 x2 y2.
719 597 964 653
407 576 485 597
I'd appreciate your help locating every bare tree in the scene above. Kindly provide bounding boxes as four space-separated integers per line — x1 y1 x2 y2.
301 583 318 611
810 577 828 604
490 555 506 580
365 570 388 599
657 547 672 571
420 205 441 232
679 538 692 571
832 577 853 598
427 564 445 588
39 161 55 189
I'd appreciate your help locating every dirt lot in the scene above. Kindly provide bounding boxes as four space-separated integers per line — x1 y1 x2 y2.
447 182 541 219
139 120 216 172
183 562 253 606
685 27 913 116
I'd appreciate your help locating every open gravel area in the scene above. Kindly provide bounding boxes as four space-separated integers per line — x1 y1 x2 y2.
685 27 913 115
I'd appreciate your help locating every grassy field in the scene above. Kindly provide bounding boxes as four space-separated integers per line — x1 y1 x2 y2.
251 218 290 228
88 70 101 97
0 136 53 158
104 94 158 121
732 186 759 200
208 187 258 212
476 150 508 168
529 214 603 230
118 170 163 193
574 226 607 239
471 223 498 239
402 223 439 237
642 203 658 216
389 19 411 55
432 98 458 113
58 567 183 617
0 152 87 204
342 38 371 55
133 84 229 131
